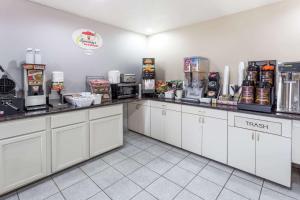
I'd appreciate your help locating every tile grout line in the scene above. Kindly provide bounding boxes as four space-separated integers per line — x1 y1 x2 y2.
258 180 264 200
79 165 113 200
214 168 234 200
50 177 67 200
115 135 191 200
172 160 210 200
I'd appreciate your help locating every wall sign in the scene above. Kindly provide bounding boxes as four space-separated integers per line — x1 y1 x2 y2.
72 29 103 55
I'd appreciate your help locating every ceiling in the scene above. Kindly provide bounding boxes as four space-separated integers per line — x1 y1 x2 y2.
29 0 282 35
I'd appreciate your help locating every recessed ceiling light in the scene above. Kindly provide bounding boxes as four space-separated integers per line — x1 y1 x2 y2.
145 28 154 35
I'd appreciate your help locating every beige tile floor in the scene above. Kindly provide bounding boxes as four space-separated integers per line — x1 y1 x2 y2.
1 131 300 200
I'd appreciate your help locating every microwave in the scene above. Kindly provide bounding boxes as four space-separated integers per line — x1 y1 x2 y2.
111 83 138 99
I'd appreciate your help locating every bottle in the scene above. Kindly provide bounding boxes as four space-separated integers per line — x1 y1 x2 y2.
34 49 42 64
25 48 34 64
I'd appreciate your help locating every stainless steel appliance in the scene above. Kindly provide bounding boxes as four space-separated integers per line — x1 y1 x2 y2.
182 56 209 103
276 62 300 114
0 65 24 116
121 74 136 83
111 83 138 99
23 64 47 110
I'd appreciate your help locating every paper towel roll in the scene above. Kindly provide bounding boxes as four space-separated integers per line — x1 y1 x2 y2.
222 65 230 96
238 62 245 86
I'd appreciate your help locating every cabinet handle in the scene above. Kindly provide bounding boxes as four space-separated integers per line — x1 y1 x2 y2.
202 117 205 123
162 110 166 116
198 110 205 115
257 133 260 142
198 117 202 123
252 132 255 140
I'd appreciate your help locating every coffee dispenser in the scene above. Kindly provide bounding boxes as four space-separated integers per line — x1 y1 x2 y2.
23 64 47 110
276 62 300 114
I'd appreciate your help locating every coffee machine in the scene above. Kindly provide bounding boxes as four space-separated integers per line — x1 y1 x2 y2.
23 64 47 110
276 62 300 114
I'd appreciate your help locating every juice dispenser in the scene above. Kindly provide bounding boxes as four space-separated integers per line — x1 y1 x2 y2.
23 64 47 110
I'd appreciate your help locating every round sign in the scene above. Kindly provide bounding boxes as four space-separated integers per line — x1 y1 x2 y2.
72 29 103 50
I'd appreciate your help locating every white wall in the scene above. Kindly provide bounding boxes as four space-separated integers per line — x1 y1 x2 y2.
148 0 300 83
0 0 147 92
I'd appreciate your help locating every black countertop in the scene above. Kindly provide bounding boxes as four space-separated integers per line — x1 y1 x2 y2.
148 98 300 121
1 97 300 123
0 99 139 123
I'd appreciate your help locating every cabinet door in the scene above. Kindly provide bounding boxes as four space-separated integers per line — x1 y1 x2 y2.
182 113 202 155
202 117 227 164
165 110 182 147
0 131 47 194
228 127 255 174
256 132 291 187
128 103 138 132
138 105 151 136
52 123 89 172
150 107 164 141
292 121 300 164
90 114 123 157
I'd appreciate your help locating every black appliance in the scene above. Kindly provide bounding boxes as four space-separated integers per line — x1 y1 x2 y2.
207 72 220 98
0 65 24 116
111 83 138 99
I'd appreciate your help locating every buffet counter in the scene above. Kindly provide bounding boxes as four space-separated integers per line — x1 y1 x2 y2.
0 97 299 195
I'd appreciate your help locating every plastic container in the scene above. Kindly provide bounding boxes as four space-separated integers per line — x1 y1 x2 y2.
108 70 120 84
65 96 94 107
93 94 102 105
34 49 42 64
26 48 34 64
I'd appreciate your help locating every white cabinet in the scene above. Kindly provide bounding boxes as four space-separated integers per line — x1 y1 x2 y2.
52 123 89 172
228 127 255 174
182 113 203 155
227 112 292 187
202 116 228 164
0 131 47 194
150 106 181 147
165 109 181 147
256 132 291 187
292 120 300 164
150 107 164 141
128 103 138 132
128 103 150 136
90 114 123 157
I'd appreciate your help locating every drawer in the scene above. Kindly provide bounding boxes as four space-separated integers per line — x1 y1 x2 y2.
150 101 181 112
89 104 123 120
133 100 150 106
51 110 88 128
228 112 292 137
0 117 46 139
182 105 227 120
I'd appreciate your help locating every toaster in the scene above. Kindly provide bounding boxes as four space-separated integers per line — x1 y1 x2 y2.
120 74 136 83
